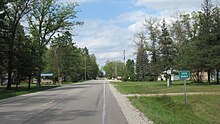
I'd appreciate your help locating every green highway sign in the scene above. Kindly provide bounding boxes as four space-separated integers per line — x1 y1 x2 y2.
179 71 190 79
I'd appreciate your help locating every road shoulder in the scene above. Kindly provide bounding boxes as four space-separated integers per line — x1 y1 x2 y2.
107 81 153 124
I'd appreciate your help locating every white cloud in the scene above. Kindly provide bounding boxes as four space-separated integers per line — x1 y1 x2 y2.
59 0 98 4
74 17 138 67
136 0 202 10
135 0 202 17
73 0 205 67
115 11 146 23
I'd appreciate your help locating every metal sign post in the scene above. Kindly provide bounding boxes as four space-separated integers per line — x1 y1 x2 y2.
184 79 187 106
179 71 190 106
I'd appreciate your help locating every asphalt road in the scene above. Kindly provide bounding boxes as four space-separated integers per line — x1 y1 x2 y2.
0 80 128 124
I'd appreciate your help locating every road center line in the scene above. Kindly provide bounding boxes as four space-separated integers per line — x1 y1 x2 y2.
102 80 106 124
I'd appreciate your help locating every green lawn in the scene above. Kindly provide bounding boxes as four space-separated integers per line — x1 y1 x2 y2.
0 82 79 100
112 81 220 94
129 95 220 124
112 81 220 124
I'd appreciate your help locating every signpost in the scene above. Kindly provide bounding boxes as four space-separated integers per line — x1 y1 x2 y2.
167 70 172 87
179 70 190 106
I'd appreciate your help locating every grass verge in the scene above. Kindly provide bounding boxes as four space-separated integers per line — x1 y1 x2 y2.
112 81 220 94
0 82 79 100
129 95 220 124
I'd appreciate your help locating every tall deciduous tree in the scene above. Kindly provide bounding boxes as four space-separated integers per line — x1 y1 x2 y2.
27 0 83 85
45 31 84 82
4 0 35 89
0 1 7 85
144 18 161 81
103 61 125 79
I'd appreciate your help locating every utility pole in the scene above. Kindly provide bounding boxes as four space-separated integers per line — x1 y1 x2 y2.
53 48 57 84
84 56 87 80
115 62 117 80
123 50 126 65
123 50 127 79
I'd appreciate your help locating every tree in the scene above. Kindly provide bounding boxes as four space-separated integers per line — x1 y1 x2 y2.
199 0 215 84
124 59 135 81
159 19 175 86
135 32 149 81
171 12 200 71
17 35 37 89
27 0 83 85
88 54 99 79
45 32 85 82
4 0 35 89
212 3 220 83
103 61 125 79
0 1 7 85
144 18 161 81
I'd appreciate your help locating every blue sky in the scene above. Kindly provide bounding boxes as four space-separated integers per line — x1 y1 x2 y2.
61 0 203 67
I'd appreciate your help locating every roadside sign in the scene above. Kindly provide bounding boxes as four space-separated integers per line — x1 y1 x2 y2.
179 70 190 106
179 71 190 79
167 70 171 75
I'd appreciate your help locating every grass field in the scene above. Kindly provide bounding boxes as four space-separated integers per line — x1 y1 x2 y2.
112 81 220 124
0 82 78 100
129 95 220 124
112 81 220 94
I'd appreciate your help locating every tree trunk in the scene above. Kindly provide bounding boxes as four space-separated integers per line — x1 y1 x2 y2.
154 71 157 81
6 29 17 90
217 69 219 84
6 50 13 90
170 75 172 85
154 75 157 81
0 70 2 85
28 75 31 89
196 71 200 83
37 72 41 86
208 70 211 84
16 73 20 89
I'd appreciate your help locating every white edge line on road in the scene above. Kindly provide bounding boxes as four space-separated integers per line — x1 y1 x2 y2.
102 80 106 124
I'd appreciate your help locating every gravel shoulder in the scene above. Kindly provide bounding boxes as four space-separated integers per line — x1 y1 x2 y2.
108 81 153 124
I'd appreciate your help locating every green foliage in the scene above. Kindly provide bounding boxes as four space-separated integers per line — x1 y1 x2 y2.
2 0 36 89
135 32 149 81
44 35 99 82
123 59 135 81
27 0 83 85
138 0 220 83
103 61 125 79
159 19 176 71
144 18 161 81
0 0 99 89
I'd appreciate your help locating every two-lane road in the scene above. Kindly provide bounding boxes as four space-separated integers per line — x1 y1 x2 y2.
0 80 128 124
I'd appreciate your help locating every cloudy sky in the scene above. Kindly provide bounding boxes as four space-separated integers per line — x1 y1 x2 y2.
61 0 203 67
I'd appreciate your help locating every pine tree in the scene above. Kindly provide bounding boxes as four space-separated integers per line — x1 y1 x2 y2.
135 32 149 81
159 19 175 86
198 0 215 84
